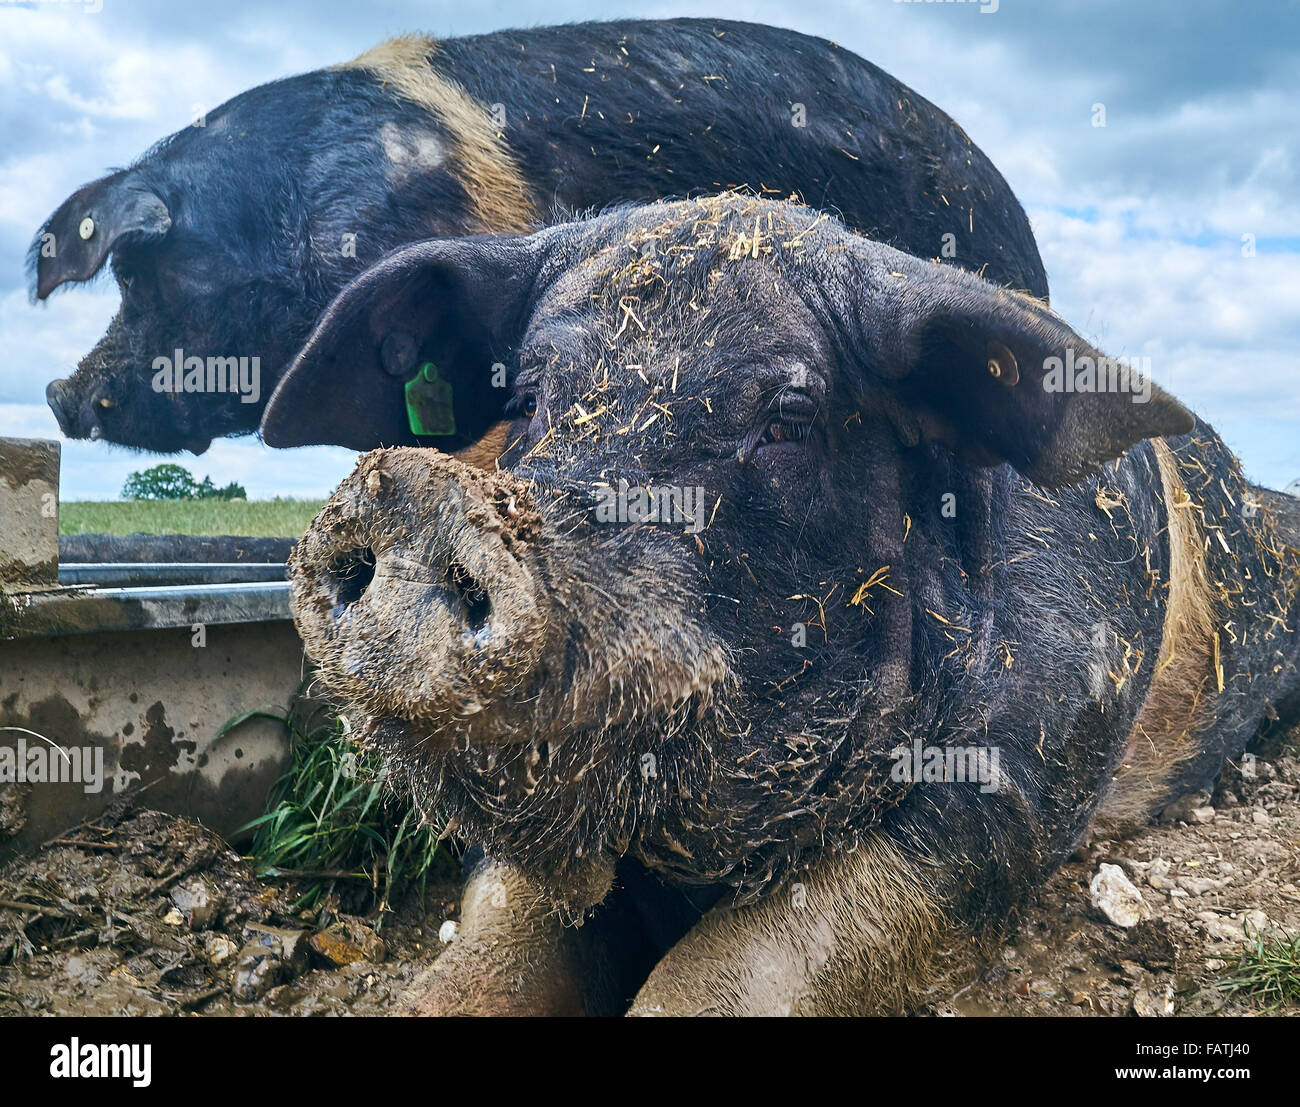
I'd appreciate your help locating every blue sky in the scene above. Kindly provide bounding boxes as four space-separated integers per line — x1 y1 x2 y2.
1 0 1297 498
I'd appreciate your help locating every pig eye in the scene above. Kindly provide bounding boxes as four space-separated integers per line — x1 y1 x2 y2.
760 418 811 445
508 394 539 421
754 415 813 452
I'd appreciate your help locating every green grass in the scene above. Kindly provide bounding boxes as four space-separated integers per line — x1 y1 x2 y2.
1216 923 1300 1011
60 499 326 537
238 701 452 922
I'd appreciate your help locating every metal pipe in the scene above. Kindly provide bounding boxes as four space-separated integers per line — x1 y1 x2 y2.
3 581 291 639
59 562 286 586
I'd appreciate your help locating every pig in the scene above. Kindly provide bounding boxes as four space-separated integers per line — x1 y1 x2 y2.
32 18 1047 455
278 193 1300 1015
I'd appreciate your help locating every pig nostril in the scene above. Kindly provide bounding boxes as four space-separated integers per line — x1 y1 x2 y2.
328 547 376 612
446 561 490 632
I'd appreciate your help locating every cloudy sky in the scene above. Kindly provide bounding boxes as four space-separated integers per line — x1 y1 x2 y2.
1 0 1297 499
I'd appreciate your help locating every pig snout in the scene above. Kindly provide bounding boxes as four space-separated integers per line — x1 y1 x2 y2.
46 377 110 440
289 449 548 745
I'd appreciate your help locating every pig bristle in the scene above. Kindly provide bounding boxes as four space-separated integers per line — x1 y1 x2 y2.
341 35 537 234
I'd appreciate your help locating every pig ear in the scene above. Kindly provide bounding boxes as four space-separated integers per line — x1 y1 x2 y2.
262 234 546 451
857 255 1194 487
32 173 171 300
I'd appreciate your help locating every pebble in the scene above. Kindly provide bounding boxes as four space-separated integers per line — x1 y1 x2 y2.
1177 874 1228 897
203 934 239 967
1159 791 1211 824
231 925 309 1002
1145 858 1173 889
1197 909 1270 944
1091 863 1149 928
309 920 386 967
1133 982 1175 1017
438 919 459 944
170 877 221 930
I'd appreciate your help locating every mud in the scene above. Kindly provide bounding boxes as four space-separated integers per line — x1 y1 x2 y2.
2 745 1296 1016
0 804 458 1016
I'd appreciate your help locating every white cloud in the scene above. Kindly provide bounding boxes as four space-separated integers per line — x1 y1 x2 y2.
0 284 120 402
1034 207 1300 412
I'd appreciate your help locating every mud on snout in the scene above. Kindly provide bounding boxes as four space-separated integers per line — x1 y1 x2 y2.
289 449 733 754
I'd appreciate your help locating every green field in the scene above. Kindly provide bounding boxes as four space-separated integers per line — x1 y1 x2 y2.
60 499 327 537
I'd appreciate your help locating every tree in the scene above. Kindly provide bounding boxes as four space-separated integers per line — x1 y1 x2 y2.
121 463 198 501
122 464 247 501
199 478 248 501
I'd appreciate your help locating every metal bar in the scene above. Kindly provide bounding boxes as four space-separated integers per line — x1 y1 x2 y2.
59 562 287 586
2 581 292 639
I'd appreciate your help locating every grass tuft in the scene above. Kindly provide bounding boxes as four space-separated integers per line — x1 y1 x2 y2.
238 698 451 923
1215 922 1300 1011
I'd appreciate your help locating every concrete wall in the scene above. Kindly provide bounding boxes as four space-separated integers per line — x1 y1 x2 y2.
0 436 59 589
0 619 302 860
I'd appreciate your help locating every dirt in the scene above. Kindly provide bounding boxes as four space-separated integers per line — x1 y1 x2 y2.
2 746 1296 1017
0 806 459 1016
930 740 1300 1017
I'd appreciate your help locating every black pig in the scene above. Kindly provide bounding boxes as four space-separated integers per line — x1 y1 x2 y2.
281 194 1300 1015
33 18 1046 454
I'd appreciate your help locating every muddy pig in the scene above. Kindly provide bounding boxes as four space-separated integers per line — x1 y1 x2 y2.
280 194 1300 1015
33 18 1046 455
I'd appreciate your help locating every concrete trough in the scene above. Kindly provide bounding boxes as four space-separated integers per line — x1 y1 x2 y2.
0 436 306 861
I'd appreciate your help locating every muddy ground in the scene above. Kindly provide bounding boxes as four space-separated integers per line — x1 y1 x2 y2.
2 745 1296 1017
0 805 461 1016
933 740 1300 1017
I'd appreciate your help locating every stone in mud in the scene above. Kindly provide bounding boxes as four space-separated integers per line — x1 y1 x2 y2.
309 920 386 967
170 876 222 931
1159 790 1212 824
1132 981 1175 1017
231 924 308 1002
1091 864 1150 929
202 933 240 968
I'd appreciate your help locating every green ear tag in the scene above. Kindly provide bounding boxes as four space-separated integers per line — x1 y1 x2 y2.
405 362 457 437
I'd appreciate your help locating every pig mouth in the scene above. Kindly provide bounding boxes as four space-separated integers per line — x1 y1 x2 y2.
45 375 216 454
